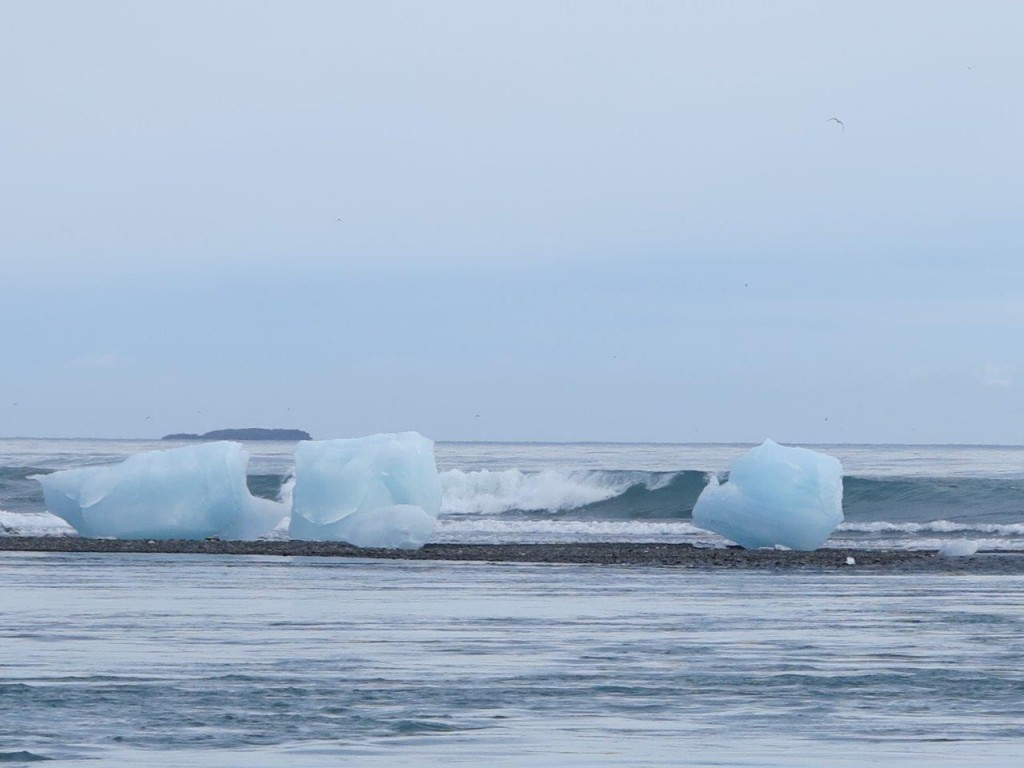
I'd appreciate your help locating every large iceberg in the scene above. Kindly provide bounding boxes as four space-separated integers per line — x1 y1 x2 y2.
34 442 286 540
692 439 843 550
289 432 442 548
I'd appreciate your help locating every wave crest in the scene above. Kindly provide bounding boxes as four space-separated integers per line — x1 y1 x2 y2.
439 468 707 518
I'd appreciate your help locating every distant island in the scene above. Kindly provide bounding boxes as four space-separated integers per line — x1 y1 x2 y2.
162 428 312 441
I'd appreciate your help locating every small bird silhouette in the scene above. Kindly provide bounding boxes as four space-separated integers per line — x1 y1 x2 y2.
827 117 845 132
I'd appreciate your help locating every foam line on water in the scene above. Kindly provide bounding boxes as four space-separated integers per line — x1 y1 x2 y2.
5 510 1024 551
432 517 720 544
839 520 1024 536
830 536 1023 551
0 510 76 537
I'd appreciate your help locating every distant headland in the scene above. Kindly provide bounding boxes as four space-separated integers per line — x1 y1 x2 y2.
161 428 312 441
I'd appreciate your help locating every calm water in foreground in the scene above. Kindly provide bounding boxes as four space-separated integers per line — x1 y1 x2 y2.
3 553 1023 767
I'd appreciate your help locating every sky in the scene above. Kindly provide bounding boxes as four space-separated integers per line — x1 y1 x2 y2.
2 1 1022 443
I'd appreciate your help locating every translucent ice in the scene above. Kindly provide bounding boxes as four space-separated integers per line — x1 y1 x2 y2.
938 539 979 557
692 439 844 550
34 442 286 540
289 432 442 548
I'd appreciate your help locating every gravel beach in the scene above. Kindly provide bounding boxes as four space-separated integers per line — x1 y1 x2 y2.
2 537 1021 572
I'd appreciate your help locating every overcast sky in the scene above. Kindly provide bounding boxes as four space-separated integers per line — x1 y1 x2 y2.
2 1 1022 443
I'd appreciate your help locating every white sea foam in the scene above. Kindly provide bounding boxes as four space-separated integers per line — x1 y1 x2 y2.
5 507 1024 551
435 517 1024 550
439 468 670 515
839 520 1024 536
832 535 1019 551
0 510 76 537
278 476 295 507
833 519 1024 552
433 517 718 545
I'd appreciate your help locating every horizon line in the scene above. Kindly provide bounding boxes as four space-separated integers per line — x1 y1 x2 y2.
3 435 1024 449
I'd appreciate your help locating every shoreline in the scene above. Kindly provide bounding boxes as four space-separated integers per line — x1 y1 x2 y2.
2 537 1021 571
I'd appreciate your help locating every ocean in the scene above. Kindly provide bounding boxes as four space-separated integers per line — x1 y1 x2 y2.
3 439 1024 765
4 439 1024 551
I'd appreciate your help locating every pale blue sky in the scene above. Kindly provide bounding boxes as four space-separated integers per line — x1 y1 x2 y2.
2 1 1022 442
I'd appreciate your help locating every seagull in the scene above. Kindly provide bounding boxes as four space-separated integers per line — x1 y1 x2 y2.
827 117 845 132
966 65 976 71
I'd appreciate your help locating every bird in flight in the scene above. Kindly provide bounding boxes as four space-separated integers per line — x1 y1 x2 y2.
827 117 845 132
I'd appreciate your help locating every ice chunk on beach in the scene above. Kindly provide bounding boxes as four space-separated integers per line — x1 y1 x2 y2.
289 432 442 548
938 539 979 557
34 442 287 540
692 439 843 550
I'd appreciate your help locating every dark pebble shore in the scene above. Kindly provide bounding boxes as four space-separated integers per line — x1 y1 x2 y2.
2 537 1022 572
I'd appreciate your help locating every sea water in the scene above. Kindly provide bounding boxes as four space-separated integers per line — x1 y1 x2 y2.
3 440 1024 765
3 553 1024 766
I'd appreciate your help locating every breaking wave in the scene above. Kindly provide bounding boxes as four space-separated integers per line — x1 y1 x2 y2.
3 466 1023 544
5 465 1024 523
438 469 1024 524
0 510 74 537
439 468 708 518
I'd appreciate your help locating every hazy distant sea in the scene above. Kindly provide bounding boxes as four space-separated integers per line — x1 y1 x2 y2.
3 440 1024 765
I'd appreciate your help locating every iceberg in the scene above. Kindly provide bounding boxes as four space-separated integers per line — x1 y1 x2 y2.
938 540 979 557
692 439 843 550
34 442 286 540
289 432 442 548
